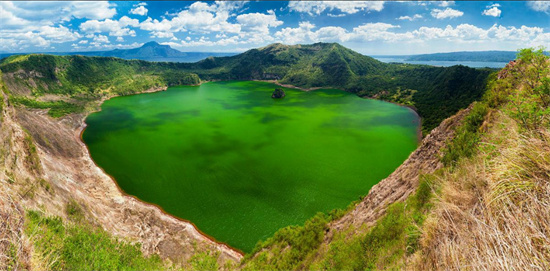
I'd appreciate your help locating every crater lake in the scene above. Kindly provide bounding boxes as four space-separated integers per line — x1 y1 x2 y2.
82 81 420 252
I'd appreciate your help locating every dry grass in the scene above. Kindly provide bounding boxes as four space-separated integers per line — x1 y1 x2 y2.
0 184 31 270
415 112 550 270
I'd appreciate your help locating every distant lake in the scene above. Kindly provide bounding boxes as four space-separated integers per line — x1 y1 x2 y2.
82 81 419 252
373 57 508 68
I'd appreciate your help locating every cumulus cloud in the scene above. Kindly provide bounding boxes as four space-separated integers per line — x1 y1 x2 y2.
72 41 143 51
80 16 139 37
271 21 547 49
130 3 148 16
137 2 283 45
431 8 464 19
236 10 283 34
397 14 423 21
438 1 455 7
482 4 501 17
0 1 116 28
274 21 317 44
288 1 384 16
527 1 550 13
0 1 115 50
138 1 243 36
274 22 411 44
0 25 81 50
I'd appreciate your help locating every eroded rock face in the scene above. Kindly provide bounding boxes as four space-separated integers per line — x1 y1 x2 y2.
271 88 285 99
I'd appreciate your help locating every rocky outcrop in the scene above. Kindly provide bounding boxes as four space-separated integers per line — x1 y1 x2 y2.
327 104 472 237
271 88 285 98
497 60 518 79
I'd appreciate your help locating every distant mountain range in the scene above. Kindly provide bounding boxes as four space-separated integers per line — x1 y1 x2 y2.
404 51 517 62
376 50 548 63
0 41 236 63
4 43 540 64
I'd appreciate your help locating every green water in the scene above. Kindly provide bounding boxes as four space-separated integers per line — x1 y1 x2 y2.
83 81 419 252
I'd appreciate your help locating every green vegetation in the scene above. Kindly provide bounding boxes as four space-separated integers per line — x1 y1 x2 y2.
1 43 492 132
0 54 200 117
242 176 435 270
10 96 82 117
503 47 550 130
242 209 347 270
442 47 549 166
182 43 493 133
311 176 434 270
441 102 489 166
25 210 165 271
189 251 220 271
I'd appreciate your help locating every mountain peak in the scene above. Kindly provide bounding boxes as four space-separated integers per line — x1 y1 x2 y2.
142 41 163 48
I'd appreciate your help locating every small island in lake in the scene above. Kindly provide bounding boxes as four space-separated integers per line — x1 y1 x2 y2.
272 88 286 99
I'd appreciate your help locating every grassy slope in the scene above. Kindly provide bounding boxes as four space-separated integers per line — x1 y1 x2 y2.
241 48 550 270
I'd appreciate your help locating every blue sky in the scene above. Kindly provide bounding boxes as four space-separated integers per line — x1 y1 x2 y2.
1 1 549 55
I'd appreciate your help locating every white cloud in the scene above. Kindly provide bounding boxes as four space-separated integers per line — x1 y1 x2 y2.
288 1 384 16
80 16 139 37
431 8 464 19
116 36 124 42
275 21 317 44
482 5 501 17
271 21 548 50
414 24 488 41
92 34 109 44
139 1 242 36
274 22 412 44
527 1 550 13
0 1 115 50
0 1 116 28
130 5 148 16
74 42 143 50
350 23 414 42
438 1 455 7
138 2 284 45
236 10 283 34
397 14 423 21
0 25 81 50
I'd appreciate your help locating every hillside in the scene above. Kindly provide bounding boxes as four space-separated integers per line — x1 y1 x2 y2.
1 43 493 133
159 42 493 133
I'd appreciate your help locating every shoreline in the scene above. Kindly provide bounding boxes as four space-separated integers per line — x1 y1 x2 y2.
74 79 423 257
